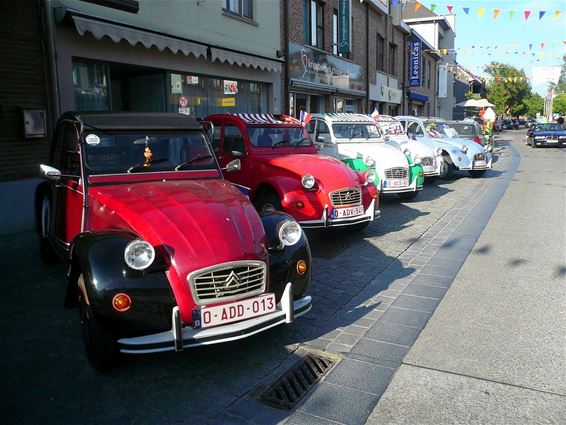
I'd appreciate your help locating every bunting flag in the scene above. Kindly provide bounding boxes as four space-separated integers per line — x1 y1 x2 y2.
541 43 545 49
415 1 421 12
529 44 533 50
524 10 531 20
509 10 515 19
447 5 453 13
463 7 469 14
493 9 500 19
539 11 546 19
430 3 437 12
554 11 561 19
477 7 484 18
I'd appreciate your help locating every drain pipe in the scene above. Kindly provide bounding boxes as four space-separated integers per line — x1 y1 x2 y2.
365 1 369 113
44 0 61 125
283 0 290 114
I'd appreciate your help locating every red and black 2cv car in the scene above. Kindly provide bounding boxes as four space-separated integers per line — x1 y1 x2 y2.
35 112 312 370
204 114 380 230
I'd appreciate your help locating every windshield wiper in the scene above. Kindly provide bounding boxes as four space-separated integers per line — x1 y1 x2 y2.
292 138 311 147
174 155 213 170
127 158 168 173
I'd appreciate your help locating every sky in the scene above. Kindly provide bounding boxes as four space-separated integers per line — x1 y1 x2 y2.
416 0 566 95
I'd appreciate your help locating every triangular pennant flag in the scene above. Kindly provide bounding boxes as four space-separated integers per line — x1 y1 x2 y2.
391 0 399 7
463 7 469 14
415 1 421 12
509 10 515 19
477 7 485 18
430 3 437 12
524 10 531 21
529 44 533 50
554 11 562 19
540 43 544 49
493 9 500 19
447 5 453 13
444 49 448 55
512 43 517 49
539 11 546 20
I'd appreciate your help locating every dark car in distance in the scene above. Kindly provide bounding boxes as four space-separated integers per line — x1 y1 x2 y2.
526 123 566 148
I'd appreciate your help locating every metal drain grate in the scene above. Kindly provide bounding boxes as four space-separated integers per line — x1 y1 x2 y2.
258 353 337 410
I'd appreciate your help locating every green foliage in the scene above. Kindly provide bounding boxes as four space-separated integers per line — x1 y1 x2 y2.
485 62 532 117
523 93 544 117
465 90 481 100
553 93 566 115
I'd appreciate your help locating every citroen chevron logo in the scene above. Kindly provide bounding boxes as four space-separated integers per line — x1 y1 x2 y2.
344 192 352 200
223 271 241 289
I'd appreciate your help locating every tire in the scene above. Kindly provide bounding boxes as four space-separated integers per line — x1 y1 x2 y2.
78 275 118 371
254 193 283 214
398 190 419 201
439 158 454 179
469 170 487 178
37 196 59 264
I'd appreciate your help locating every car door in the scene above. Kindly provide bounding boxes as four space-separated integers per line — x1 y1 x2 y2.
54 122 84 247
216 122 254 191
311 119 337 158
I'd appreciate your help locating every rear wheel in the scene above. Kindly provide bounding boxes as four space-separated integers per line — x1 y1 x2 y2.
398 190 419 201
38 196 59 263
469 170 487 178
254 193 283 214
78 275 118 371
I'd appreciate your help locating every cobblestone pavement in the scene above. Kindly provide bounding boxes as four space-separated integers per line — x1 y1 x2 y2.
1 137 513 424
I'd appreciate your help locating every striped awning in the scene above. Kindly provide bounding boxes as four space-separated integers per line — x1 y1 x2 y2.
210 48 282 73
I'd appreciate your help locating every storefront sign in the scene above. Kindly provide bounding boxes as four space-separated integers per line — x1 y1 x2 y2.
218 98 236 107
409 40 422 88
338 0 351 54
438 64 448 98
288 42 364 92
186 75 199 85
370 72 402 104
178 96 188 108
223 80 238 95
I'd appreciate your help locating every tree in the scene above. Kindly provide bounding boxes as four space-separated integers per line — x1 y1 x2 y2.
554 93 566 115
523 93 544 117
465 90 481 100
485 62 531 116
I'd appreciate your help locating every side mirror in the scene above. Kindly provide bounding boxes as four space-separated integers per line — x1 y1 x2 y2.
223 159 241 172
231 150 244 157
384 135 390 142
40 164 61 181
316 135 327 143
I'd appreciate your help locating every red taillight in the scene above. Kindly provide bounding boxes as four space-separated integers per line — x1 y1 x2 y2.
473 137 482 144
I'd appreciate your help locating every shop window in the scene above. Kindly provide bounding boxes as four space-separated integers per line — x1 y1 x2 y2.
376 34 385 71
73 61 109 111
211 125 222 153
307 0 324 50
389 43 397 76
223 125 246 155
223 0 253 20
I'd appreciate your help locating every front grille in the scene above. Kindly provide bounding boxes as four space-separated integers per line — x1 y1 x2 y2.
330 188 362 206
474 153 486 161
188 261 266 304
420 157 434 166
385 167 408 179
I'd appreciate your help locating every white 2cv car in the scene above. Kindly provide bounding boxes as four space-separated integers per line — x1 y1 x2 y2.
373 115 444 179
396 116 492 178
308 113 424 201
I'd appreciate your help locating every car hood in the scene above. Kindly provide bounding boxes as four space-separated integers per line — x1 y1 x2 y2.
259 153 362 187
88 179 268 275
336 141 409 170
386 137 436 159
430 136 486 155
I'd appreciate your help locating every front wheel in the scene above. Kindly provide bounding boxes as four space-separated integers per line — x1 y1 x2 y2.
469 170 487 178
439 160 454 179
38 196 59 264
78 275 118 371
398 191 419 201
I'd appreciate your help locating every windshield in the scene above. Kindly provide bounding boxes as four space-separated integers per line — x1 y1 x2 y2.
246 126 312 148
83 131 217 175
376 121 405 136
449 123 480 137
424 122 457 138
332 124 382 140
535 123 563 132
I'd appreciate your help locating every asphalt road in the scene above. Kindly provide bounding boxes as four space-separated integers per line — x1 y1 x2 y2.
2 130 562 424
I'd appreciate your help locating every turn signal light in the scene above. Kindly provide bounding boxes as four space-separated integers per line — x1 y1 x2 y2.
418 171 424 177
296 201 304 209
297 260 308 275
112 293 132 312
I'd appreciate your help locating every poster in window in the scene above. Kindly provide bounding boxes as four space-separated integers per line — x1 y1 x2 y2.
171 73 183 93
186 75 199 85
223 80 238 95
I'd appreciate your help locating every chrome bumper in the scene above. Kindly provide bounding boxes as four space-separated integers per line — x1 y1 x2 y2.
380 176 421 194
118 283 312 354
299 199 379 229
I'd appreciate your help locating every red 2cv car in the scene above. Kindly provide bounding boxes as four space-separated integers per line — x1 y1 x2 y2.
35 112 312 370
204 114 379 230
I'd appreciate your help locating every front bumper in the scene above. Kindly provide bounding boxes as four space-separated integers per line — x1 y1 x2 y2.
455 153 493 171
533 139 566 147
422 158 444 177
118 283 312 354
299 198 379 228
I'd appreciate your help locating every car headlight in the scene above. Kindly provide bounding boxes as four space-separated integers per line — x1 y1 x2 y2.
559 136 566 139
436 147 442 155
278 220 302 247
414 156 422 164
365 169 377 184
301 174 316 189
403 148 410 156
364 156 375 167
124 239 155 270
460 145 468 154
534 136 545 140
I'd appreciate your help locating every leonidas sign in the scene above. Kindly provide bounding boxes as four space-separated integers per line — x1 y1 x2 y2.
288 42 364 92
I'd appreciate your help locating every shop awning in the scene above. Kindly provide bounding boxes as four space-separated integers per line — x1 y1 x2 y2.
335 87 366 97
210 48 281 72
408 91 429 103
290 79 336 94
72 15 208 59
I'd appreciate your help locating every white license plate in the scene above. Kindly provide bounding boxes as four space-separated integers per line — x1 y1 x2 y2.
474 160 486 167
385 179 408 188
193 293 276 329
331 205 364 218
546 139 558 143
423 166 436 172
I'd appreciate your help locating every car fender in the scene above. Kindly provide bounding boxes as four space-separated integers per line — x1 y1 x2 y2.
68 230 176 335
260 212 311 302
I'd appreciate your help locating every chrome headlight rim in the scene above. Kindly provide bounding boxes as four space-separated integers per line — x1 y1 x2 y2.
124 239 155 271
364 156 376 167
365 169 377 184
436 147 443 156
301 173 316 190
278 220 302 247
414 156 422 164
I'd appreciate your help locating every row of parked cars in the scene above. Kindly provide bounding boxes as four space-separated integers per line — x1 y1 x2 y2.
36 111 493 369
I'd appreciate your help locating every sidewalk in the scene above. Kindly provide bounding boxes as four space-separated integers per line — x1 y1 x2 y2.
367 140 566 423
